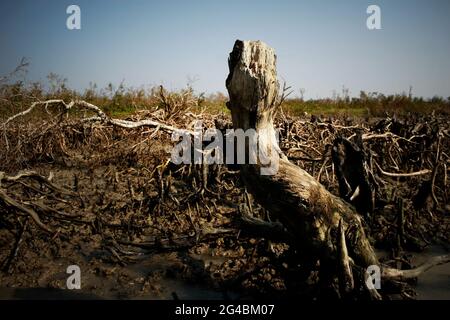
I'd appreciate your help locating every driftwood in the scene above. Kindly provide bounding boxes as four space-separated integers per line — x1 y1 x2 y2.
225 39 449 298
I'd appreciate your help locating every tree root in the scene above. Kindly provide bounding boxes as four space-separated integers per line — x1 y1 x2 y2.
0 170 76 233
382 254 450 280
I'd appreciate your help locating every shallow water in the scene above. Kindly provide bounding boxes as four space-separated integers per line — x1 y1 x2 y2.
0 251 235 300
0 247 448 300
411 246 450 300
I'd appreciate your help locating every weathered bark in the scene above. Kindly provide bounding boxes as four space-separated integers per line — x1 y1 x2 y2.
225 40 450 299
225 40 378 280
337 219 354 295
331 136 375 219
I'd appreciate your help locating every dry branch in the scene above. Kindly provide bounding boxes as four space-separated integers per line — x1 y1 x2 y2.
0 188 52 233
374 161 432 178
1 99 195 145
0 170 78 233
0 170 75 196
383 254 450 280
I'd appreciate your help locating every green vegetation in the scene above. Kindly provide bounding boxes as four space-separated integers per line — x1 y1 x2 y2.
282 92 449 118
1 70 448 122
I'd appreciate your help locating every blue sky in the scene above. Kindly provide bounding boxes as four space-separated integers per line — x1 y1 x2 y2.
1 0 450 99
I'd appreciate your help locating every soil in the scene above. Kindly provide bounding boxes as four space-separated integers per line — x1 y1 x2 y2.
0 113 448 300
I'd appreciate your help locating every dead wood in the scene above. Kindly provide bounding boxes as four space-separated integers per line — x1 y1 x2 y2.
0 170 77 233
225 40 378 291
1 99 194 149
331 136 374 219
383 254 450 280
225 39 449 298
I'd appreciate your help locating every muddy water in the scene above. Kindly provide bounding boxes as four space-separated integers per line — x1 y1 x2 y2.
411 246 450 300
0 251 238 300
376 245 450 300
0 248 448 300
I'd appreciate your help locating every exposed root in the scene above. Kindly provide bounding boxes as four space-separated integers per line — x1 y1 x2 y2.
382 254 450 280
0 170 76 233
0 188 52 233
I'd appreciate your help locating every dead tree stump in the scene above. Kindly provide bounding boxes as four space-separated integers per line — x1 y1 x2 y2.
225 40 379 295
331 136 375 220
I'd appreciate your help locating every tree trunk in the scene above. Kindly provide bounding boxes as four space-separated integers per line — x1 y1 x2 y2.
225 40 378 279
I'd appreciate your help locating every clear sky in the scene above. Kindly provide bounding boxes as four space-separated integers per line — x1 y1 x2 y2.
1 0 450 99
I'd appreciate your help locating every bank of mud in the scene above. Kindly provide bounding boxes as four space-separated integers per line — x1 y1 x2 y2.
0 111 448 300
